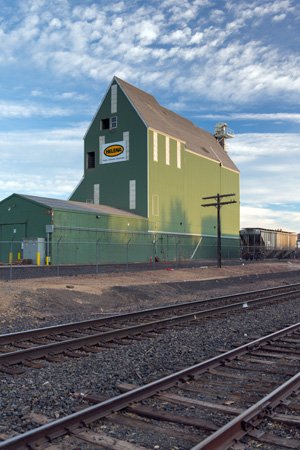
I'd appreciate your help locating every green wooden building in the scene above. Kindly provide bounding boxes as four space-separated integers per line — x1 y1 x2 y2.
0 77 240 265
70 77 240 248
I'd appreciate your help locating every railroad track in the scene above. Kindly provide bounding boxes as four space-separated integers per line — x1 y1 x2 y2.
1 283 300 374
1 322 300 449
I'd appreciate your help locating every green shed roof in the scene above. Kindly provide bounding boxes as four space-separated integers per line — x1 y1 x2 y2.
20 194 144 218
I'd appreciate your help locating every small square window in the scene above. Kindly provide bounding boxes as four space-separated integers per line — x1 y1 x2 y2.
110 116 117 129
101 118 109 130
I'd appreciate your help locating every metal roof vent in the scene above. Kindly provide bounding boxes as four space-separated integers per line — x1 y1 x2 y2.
214 123 234 152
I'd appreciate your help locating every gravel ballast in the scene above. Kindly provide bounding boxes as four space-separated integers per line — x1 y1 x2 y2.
0 264 300 449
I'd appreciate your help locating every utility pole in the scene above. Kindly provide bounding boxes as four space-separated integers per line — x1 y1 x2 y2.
202 193 236 268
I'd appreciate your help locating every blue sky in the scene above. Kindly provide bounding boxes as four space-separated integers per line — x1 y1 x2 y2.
0 0 299 232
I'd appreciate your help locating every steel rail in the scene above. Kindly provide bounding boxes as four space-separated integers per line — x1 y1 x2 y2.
1 288 300 366
190 371 300 450
1 321 300 450
1 282 300 346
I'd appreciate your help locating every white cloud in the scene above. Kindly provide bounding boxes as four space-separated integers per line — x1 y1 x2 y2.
0 173 80 200
0 0 299 106
226 0 295 26
137 21 159 44
198 113 300 124
161 28 192 45
0 125 87 200
229 133 300 225
0 101 71 118
230 132 300 158
209 9 225 23
29 90 88 101
273 13 287 21
102 1 126 13
189 32 204 44
49 18 62 29
240 205 300 232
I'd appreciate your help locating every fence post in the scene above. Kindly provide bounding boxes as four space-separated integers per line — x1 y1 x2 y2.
152 241 155 270
96 238 100 274
57 237 62 277
9 234 16 281
176 242 179 269
126 239 131 272
46 231 51 267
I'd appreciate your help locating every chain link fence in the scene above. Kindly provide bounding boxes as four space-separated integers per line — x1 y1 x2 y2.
0 238 242 280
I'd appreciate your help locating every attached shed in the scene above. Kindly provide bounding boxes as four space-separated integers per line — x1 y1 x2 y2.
0 194 147 264
0 192 239 265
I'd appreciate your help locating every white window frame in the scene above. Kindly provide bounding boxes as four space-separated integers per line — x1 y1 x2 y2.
94 184 100 205
177 141 181 169
110 116 117 129
123 131 129 160
153 132 158 162
99 136 105 164
129 180 136 210
166 136 170 165
111 84 117 113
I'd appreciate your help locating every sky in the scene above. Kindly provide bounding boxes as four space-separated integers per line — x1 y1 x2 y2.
0 0 299 233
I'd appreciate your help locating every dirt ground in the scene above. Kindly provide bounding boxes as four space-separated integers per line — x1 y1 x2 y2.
1 261 300 328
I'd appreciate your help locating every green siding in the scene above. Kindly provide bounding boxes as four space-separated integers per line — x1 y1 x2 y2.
70 81 148 217
50 209 149 265
185 151 240 237
148 130 186 233
148 130 240 240
0 194 51 262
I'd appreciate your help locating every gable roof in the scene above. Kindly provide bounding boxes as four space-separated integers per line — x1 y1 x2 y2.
115 77 239 173
19 194 144 218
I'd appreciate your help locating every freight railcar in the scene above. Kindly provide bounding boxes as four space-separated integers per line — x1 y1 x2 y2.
240 228 298 260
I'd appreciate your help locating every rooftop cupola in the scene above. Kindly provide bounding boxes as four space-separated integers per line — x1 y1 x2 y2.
214 122 234 152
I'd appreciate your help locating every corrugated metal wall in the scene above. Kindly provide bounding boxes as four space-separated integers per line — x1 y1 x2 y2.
0 195 240 264
0 195 52 263
148 129 240 239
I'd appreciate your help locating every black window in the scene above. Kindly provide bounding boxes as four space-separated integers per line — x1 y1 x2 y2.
101 118 109 130
87 151 95 169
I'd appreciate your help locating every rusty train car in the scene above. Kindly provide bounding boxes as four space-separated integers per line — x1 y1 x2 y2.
240 228 298 260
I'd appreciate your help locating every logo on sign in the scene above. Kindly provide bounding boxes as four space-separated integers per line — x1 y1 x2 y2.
104 145 124 157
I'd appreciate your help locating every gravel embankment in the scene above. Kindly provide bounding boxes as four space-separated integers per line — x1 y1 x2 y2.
0 271 300 449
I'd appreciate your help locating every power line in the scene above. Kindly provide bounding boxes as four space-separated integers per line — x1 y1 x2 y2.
202 193 237 268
